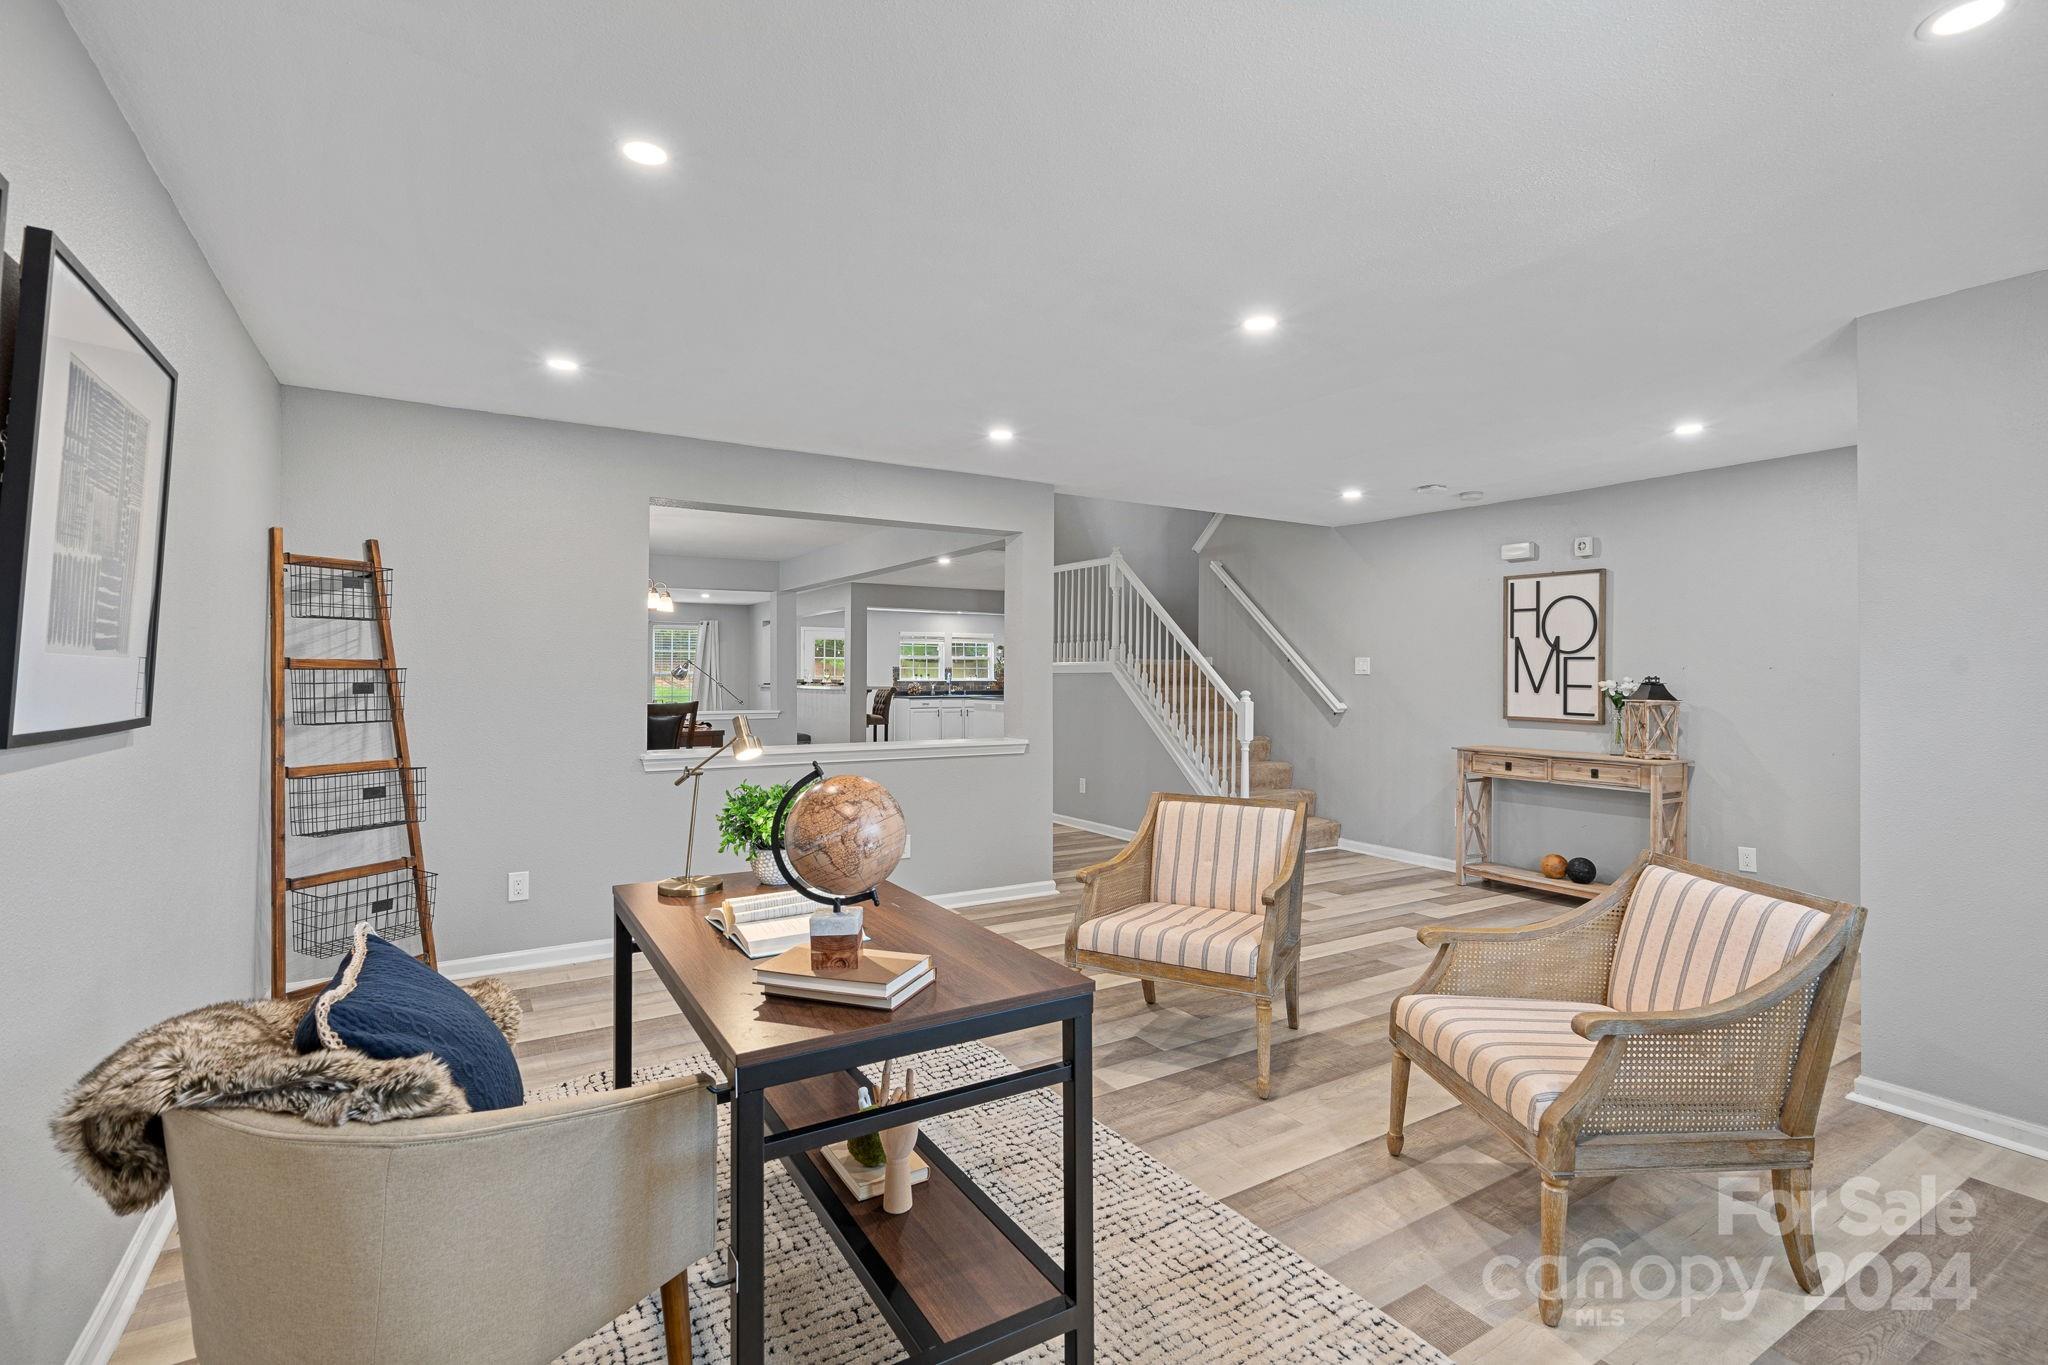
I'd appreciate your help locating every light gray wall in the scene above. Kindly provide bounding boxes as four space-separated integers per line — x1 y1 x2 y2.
282 388 1056 960
1053 671 1196 830
864 608 1004 687
1856 270 2048 1128
1198 449 1860 899
1054 493 1209 634
0 1 282 1356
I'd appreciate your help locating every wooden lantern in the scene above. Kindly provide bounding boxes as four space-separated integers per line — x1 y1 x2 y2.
1621 676 1680 759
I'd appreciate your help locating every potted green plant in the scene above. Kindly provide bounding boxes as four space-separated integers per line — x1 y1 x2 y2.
716 779 792 884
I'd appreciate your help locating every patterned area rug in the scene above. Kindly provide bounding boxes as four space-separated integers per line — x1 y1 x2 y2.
548 1042 1448 1364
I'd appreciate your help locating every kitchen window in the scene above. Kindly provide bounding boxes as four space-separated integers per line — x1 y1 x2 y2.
948 634 994 681
897 633 944 681
807 631 847 684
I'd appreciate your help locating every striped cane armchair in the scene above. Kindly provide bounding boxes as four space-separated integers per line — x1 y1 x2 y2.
1387 851 1865 1327
1068 792 1311 1099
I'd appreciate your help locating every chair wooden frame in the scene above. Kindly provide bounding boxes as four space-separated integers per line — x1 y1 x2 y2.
1386 850 1866 1326
1068 791 1311 1099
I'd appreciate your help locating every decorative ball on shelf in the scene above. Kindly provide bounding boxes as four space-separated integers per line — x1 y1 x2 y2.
781 771 907 899
1564 857 1597 885
1539 853 1568 880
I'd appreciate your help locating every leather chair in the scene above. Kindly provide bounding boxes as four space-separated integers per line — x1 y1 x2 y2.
648 701 714 750
164 1074 716 1363
865 686 894 740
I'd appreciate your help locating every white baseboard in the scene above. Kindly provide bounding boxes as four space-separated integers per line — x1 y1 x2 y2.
928 879 1060 909
439 937 614 981
1052 813 1137 841
1333 838 1455 872
1847 1076 2048 1161
67 1194 176 1365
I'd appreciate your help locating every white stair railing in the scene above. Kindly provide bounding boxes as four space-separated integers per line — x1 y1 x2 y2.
1207 561 1349 714
1054 550 1252 796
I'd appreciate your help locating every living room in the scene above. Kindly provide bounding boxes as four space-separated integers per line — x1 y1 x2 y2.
3 3 2045 1363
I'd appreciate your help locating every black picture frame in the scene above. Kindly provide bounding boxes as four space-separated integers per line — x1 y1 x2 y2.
0 228 178 747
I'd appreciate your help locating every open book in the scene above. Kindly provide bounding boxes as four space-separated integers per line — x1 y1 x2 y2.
705 889 869 960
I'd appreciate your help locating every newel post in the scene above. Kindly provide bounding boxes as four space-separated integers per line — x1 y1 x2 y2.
1238 690 1254 796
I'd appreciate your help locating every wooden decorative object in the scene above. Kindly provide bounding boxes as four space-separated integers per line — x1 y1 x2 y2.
1067 791 1312 1101
1621 675 1680 759
1386 853 1865 1327
879 1065 920 1215
809 907 863 971
1453 745 1689 901
268 530 437 997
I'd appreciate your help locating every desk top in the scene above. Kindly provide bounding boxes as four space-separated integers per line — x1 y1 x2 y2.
612 875 1092 1077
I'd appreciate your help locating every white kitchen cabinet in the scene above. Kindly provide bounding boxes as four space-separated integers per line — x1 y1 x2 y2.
889 696 1003 742
965 702 1005 739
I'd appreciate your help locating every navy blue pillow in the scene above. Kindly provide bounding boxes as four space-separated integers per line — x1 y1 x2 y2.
294 930 523 1111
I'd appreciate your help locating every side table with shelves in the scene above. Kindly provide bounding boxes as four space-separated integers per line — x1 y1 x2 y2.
1453 745 1689 899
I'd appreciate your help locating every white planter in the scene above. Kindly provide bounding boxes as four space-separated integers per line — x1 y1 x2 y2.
750 851 788 885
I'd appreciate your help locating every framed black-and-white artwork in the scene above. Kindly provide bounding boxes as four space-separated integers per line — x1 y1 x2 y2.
1502 568 1606 724
0 228 177 747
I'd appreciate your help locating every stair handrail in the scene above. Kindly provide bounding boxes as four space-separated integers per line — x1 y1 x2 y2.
1109 551 1238 703
1052 551 1254 794
1207 560 1349 715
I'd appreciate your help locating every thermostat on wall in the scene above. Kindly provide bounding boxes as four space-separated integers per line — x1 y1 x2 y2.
1500 542 1538 562
1572 536 1598 559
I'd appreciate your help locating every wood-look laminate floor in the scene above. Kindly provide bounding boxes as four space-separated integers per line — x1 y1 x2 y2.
114 829 2048 1364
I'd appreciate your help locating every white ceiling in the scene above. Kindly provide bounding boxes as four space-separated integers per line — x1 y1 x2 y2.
648 504 871 561
66 2 2048 524
867 549 1007 592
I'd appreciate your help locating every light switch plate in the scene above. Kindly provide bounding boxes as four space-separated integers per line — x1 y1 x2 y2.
1353 657 1371 675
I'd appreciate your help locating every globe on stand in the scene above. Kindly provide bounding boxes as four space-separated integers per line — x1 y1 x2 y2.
780 770 907 902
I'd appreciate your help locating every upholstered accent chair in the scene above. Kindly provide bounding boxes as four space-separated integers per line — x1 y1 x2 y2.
164 1074 717 1363
1068 792 1311 1099
1387 852 1864 1327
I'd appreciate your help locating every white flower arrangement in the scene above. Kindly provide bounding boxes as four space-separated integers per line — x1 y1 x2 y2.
1599 677 1636 714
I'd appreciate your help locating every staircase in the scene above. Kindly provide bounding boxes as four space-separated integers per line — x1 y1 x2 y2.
1054 551 1341 851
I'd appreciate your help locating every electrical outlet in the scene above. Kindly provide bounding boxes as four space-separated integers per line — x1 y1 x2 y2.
507 871 530 902
1353 656 1371 675
1737 847 1758 874
1078 777 1087 794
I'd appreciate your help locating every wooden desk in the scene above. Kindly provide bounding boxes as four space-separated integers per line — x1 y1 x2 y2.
612 875 1095 1365
1453 745 1689 899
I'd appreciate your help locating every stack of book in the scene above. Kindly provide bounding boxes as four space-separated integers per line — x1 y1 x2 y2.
753 946 935 1010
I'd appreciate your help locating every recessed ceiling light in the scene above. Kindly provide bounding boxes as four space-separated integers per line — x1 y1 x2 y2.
1413 483 1449 494
1672 420 1706 437
937 556 952 566
544 354 581 373
620 140 669 166
1458 491 1485 502
1241 313 1279 336
1918 0 2009 39
987 426 1015 445
1340 488 1364 501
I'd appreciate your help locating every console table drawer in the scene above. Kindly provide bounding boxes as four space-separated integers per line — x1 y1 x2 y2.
1551 758 1643 789
1469 753 1548 779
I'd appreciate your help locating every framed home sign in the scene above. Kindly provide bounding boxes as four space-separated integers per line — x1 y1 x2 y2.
0 228 178 746
1502 568 1606 724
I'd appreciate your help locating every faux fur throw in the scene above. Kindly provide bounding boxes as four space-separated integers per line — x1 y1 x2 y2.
52 979 521 1215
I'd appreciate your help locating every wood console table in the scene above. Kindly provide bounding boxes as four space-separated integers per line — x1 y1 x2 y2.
613 875 1095 1365
1453 745 1689 900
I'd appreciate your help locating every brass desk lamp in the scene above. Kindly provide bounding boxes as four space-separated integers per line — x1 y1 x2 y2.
658 659 764 897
